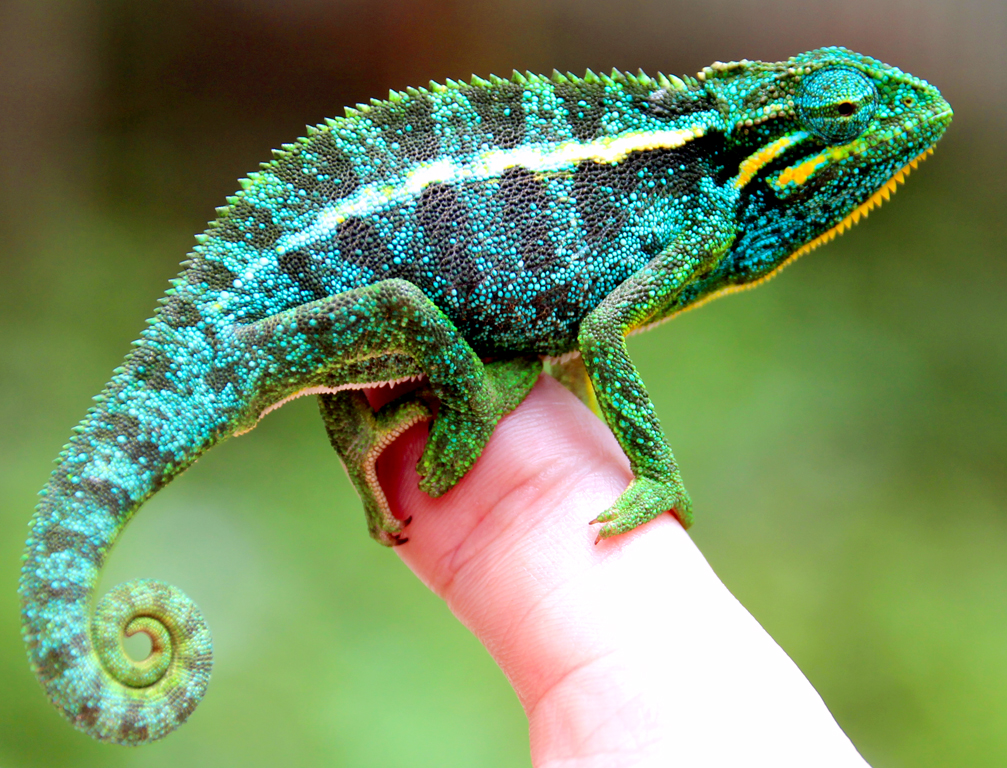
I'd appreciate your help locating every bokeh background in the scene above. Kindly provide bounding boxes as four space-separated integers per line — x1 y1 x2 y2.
1 0 1005 765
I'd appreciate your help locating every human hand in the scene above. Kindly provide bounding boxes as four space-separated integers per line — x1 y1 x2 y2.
373 375 870 768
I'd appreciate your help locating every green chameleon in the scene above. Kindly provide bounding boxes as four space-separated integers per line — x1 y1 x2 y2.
20 47 951 745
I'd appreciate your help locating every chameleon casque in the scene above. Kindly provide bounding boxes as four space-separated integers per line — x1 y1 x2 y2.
20 47 951 745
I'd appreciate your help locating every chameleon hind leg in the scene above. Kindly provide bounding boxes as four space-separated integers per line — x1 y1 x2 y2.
319 356 542 545
239 278 541 503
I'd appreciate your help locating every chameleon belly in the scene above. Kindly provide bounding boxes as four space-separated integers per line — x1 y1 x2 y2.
20 47 951 745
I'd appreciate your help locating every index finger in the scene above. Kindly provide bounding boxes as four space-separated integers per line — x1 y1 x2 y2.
373 374 868 767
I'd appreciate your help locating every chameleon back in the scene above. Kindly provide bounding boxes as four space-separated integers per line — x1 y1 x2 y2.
175 71 726 357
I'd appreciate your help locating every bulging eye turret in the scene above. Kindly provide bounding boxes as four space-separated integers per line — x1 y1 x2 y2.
796 67 878 144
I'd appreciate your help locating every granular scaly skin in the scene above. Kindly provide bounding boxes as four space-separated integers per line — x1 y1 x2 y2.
20 47 951 744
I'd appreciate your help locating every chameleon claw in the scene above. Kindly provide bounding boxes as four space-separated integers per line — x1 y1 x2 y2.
589 511 617 525
588 476 692 538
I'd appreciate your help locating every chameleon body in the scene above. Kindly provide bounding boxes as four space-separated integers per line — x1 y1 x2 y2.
20 47 951 744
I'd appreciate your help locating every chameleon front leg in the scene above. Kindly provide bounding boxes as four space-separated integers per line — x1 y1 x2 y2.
580 221 735 540
240 278 541 504
319 356 542 545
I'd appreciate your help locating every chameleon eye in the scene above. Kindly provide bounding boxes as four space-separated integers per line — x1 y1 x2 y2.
796 67 877 144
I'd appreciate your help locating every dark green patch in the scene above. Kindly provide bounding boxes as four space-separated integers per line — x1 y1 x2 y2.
216 199 281 250
207 362 243 394
553 82 607 142
368 94 440 163
415 183 482 301
42 520 101 564
130 345 175 392
93 411 142 443
531 281 590 330
174 692 200 723
38 582 89 605
124 439 173 477
497 167 560 273
278 249 329 300
75 703 102 729
336 217 390 269
118 702 147 743
573 159 630 244
274 133 361 204
161 298 202 329
574 144 708 244
466 83 527 149
36 645 75 681
186 258 237 292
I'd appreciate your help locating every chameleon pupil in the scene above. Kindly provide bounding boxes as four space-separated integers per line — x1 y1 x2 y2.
837 101 855 116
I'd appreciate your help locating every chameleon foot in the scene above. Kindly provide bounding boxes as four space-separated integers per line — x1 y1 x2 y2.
591 475 693 541
416 356 541 497
416 408 496 498
320 389 432 545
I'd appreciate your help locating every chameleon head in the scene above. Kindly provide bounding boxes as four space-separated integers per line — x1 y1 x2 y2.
700 47 952 283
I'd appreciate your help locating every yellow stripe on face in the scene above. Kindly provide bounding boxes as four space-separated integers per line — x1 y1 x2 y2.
733 131 810 189
774 136 868 189
775 153 828 188
279 127 705 254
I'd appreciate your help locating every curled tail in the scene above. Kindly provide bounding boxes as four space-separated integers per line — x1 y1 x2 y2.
19 321 250 744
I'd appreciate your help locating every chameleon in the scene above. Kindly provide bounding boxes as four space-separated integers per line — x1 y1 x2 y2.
20 46 951 745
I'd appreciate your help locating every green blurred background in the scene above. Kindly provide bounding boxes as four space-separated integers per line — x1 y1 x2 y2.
1 0 1005 765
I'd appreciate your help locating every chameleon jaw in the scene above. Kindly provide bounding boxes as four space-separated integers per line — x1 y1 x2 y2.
772 145 935 267
658 144 937 327
732 130 812 190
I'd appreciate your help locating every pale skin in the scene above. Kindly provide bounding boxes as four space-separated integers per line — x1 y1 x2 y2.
368 375 871 768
